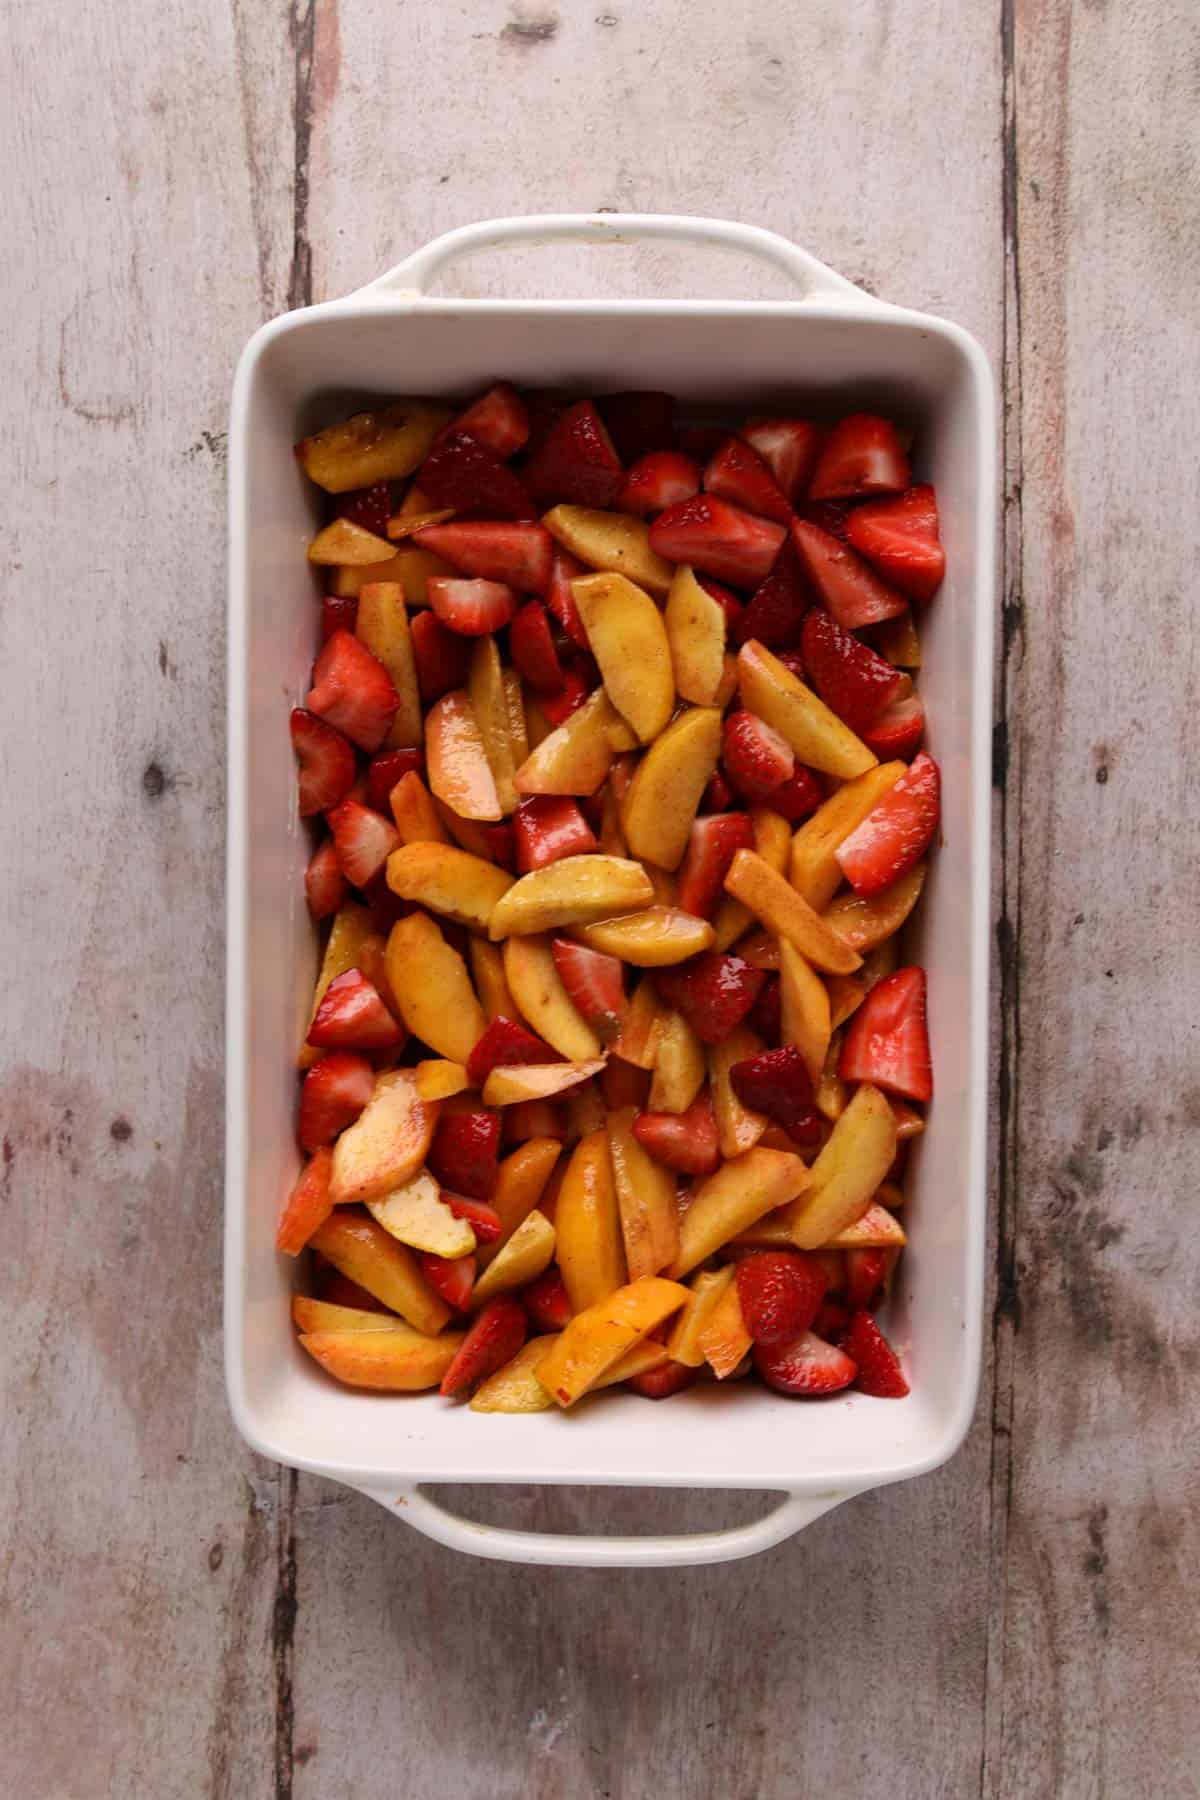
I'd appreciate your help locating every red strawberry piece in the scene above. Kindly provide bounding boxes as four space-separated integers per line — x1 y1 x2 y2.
632 1093 721 1176
441 1192 503 1242
551 939 626 1042
676 813 756 919
359 868 412 932
514 796 598 872
864 689 925 761
808 413 911 501
418 429 535 520
697 575 744 634
413 521 553 594
410 608 471 705
521 388 572 458
545 548 590 649
326 798 400 887
835 750 940 895
754 1329 857 1396
276 1147 334 1256
439 1296 528 1398
736 1251 828 1346
521 1263 573 1332
306 968 404 1051
428 1110 502 1199
654 952 766 1046
597 390 677 463
321 594 359 642
798 499 854 542
541 665 593 725
839 967 933 1103
729 1045 822 1144
524 399 624 509
427 577 519 636
735 535 809 646
799 607 902 734
675 423 728 464
703 434 794 526
305 838 347 920
790 519 907 631
812 1299 852 1343
650 494 786 588
627 1360 699 1399
306 629 400 753
846 484 945 603
702 767 735 811
466 1016 556 1087
616 450 701 518
418 1250 477 1313
449 382 530 459
739 418 823 505
334 481 392 538
744 973 782 1043
297 1050 375 1151
722 709 795 798
475 821 516 872
365 747 424 815
601 1058 652 1111
510 600 566 693
845 1309 909 1397
761 765 824 824
290 706 357 816
844 1247 894 1312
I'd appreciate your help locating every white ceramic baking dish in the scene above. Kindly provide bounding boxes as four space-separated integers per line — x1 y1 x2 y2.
226 214 995 1567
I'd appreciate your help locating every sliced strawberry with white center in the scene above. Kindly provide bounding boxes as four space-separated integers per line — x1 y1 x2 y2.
808 413 911 501
410 609 471 704
326 797 401 887
413 521 553 594
722 709 795 798
449 382 530 459
297 1049 376 1150
304 838 347 919
703 435 794 526
306 629 400 753
513 796 598 872
676 813 757 919
306 968 404 1051
524 400 624 509
790 519 907 630
615 450 701 517
649 494 786 588
754 1329 858 1396
835 750 940 895
799 607 902 733
427 577 519 636
509 601 566 693
551 938 626 1042
739 417 823 504
863 687 926 760
290 706 357 815
839 966 932 1103
845 484 946 603
632 1093 721 1176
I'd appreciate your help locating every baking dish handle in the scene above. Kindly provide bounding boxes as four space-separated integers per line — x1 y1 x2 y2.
350 213 873 305
354 1482 859 1568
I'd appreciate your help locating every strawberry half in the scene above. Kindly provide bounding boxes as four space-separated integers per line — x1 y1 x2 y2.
297 1050 376 1151
541 665 592 725
736 1251 828 1346
450 382 530 459
654 952 766 1045
729 1046 822 1144
722 709 795 798
551 939 625 1042
739 417 822 504
428 1110 502 1199
846 484 945 603
509 601 566 693
326 798 400 888
800 607 902 734
276 1147 334 1256
321 594 359 642
677 813 756 919
306 968 404 1051
845 1309 910 1397
306 629 400 753
442 1192 503 1242
439 1296 528 1398
426 577 519 636
417 429 536 519
649 494 786 588
521 1263 573 1332
844 1246 894 1311
334 481 392 538
632 1093 721 1176
703 435 794 526
524 399 624 509
545 547 591 649
734 536 809 646
410 608 471 704
754 1329 857 1396
413 521 553 594
835 750 940 895
627 1360 699 1399
290 706 357 815
466 1016 556 1087
760 765 823 824
365 747 424 814
863 688 925 760
514 796 598 872
839 967 933 1103
808 413 911 501
790 520 907 630
418 1250 477 1313
304 838 347 920
616 450 701 518
597 390 676 463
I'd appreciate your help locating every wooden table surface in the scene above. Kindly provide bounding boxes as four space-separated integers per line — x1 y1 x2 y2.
4 1 1198 1795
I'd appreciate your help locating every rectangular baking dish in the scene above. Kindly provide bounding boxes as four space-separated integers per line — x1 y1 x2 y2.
226 214 996 1567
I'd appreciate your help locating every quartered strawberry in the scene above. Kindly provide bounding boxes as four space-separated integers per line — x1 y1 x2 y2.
521 1263 573 1332
627 1360 699 1399
616 450 701 517
510 600 566 693
334 481 392 538
321 594 359 642
306 968 404 1051
677 812 756 919
428 1110 502 1199
524 399 624 509
839 966 933 1103
844 1247 895 1311
541 665 592 725
418 1250 477 1313
365 747 424 814
326 798 400 887
702 767 735 811
760 764 823 823
649 494 786 588
413 520 553 594
442 1192 503 1242
450 381 530 459
439 1296 528 1398
297 1050 375 1151
722 709 795 798
551 938 625 1042
304 838 347 920
836 751 940 895
740 417 823 504
417 429 536 519
790 519 908 631
736 1251 828 1346
306 629 400 753
846 1309 909 1397
754 1329 857 1396
290 706 357 815
729 1046 822 1144
514 796 598 872
632 1092 721 1176
734 535 809 646
654 952 766 1046
410 608 471 704
800 606 902 734
744 973 782 1043
427 576 519 636
864 687 925 760
466 1016 556 1086
846 484 945 603
544 547 591 649
703 435 794 526
808 413 911 501
276 1147 334 1256
597 390 676 463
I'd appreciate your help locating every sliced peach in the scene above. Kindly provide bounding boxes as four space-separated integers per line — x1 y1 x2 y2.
414 1059 471 1101
425 689 502 822
469 1210 556 1308
327 1070 438 1208
825 1201 907 1249
666 1266 736 1366
709 1026 770 1159
823 861 927 953
308 517 395 566
477 1137 563 1268
667 1147 810 1279
482 1059 606 1106
699 1279 753 1379
817 1030 847 1122
593 1338 670 1389
535 1275 690 1406
724 849 862 975
384 912 486 1065
390 769 450 844
386 840 512 933
503 669 529 765
356 581 421 747
330 545 453 602
503 934 601 1061
622 706 723 871
779 1083 897 1249
309 1209 450 1334
647 1008 705 1113
574 905 714 967
542 505 673 598
611 977 663 1069
778 940 832 1088
826 973 867 1030
789 761 907 909
300 1325 464 1391
298 902 377 1070
469 1336 559 1413
488 855 654 940
291 1296 405 1335
571 571 675 742
468 635 519 814
665 564 726 705
607 1105 680 1280
555 1128 627 1312
469 935 519 1023
738 639 877 779
365 1169 476 1258
514 686 636 797
710 806 791 952
295 399 451 492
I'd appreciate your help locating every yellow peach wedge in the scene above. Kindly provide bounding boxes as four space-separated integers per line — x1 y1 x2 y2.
724 848 862 975
469 1210 557 1308
300 1325 464 1392
482 1059 607 1107
385 912 486 1065
574 906 714 967
502 934 601 1061
667 1267 736 1367
386 840 513 934
356 581 421 747
542 505 673 597
737 639 878 779
646 1007 705 1114
535 1276 690 1407
667 1147 811 1279
328 1070 438 1208
295 399 451 493
513 686 636 796
389 769 451 844
291 1297 405 1335
708 1026 770 1159
477 1138 563 1268
298 902 377 1070
778 1083 897 1250
308 1211 450 1335
778 940 832 1089
555 1129 627 1313
308 517 395 566
664 564 726 705
414 1060 471 1103
622 706 723 871
571 571 675 742
699 1280 753 1380
468 635 519 814
425 689 503 821
469 1337 560 1413
365 1169 476 1259
789 761 906 909
823 862 927 954
488 854 654 939
606 1105 680 1280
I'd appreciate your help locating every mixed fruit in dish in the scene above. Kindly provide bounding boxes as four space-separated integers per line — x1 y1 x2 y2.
280 385 943 1410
